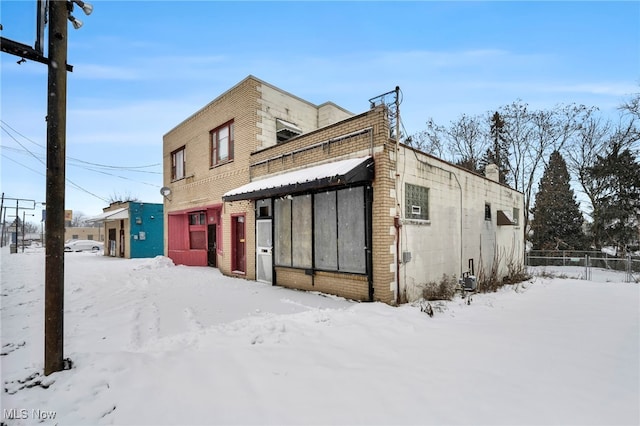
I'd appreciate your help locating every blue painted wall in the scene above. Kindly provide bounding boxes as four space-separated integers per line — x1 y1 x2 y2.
128 203 164 258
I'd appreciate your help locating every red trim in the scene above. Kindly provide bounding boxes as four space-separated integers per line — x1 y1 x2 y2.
167 204 223 267
167 203 222 216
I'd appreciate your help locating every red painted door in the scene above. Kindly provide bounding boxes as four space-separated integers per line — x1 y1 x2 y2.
233 216 245 273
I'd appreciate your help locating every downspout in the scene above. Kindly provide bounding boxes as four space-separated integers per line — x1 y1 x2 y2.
394 86 402 305
366 185 374 301
394 216 402 304
451 171 463 279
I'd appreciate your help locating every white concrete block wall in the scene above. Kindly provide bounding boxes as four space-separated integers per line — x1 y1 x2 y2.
256 85 355 151
317 103 354 128
397 146 524 301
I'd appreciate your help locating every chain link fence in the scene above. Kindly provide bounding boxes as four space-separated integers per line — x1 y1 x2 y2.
526 250 640 283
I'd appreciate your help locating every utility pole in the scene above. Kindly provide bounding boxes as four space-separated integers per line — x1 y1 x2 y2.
2 0 92 375
44 0 69 376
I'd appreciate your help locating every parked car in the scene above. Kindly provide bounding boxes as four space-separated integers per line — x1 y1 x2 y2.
64 240 104 252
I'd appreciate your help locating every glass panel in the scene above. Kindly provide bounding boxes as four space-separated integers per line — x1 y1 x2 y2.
174 149 184 179
257 220 272 248
405 183 428 220
337 187 366 273
292 194 312 268
274 198 291 266
314 191 337 270
189 212 205 225
218 126 229 161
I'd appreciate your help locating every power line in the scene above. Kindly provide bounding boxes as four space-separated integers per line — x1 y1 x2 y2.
2 152 109 202
1 143 161 175
1 153 46 176
0 120 162 170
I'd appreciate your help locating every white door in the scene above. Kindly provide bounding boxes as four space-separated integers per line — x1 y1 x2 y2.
256 219 272 283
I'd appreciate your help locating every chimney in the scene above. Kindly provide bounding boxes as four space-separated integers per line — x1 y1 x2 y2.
485 164 499 182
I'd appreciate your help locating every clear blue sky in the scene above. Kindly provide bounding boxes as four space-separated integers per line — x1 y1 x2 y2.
1 1 638 219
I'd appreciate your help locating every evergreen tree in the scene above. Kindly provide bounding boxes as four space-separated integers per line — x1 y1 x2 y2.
530 151 586 250
587 142 640 252
479 112 510 184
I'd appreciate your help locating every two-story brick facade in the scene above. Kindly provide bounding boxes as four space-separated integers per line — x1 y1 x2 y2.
163 75 524 304
162 76 353 278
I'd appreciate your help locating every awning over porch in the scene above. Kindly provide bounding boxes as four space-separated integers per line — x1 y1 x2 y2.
86 207 129 223
223 156 374 202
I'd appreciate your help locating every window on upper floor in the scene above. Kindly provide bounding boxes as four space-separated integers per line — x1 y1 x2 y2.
211 121 234 166
171 146 186 181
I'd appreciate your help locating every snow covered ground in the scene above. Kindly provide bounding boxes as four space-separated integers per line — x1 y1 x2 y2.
1 246 638 425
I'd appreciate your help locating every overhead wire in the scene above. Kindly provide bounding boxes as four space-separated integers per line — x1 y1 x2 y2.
1 121 161 202
0 120 162 170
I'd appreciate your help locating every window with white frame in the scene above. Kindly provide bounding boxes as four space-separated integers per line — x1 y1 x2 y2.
210 121 234 166
171 146 186 181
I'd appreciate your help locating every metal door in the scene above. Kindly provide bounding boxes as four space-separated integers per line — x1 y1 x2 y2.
256 219 272 283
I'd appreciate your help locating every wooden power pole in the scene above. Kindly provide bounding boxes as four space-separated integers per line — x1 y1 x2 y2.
44 0 69 376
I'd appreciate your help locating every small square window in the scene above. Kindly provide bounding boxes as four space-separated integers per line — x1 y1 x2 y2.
256 199 272 218
405 183 429 220
189 212 206 225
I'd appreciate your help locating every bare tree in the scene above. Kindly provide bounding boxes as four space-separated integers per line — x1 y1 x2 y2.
108 192 140 204
417 114 488 173
70 212 88 227
23 221 40 233
406 122 446 158
499 101 591 235
619 90 640 120
563 114 611 221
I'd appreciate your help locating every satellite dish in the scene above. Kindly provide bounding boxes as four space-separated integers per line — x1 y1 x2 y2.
160 187 171 197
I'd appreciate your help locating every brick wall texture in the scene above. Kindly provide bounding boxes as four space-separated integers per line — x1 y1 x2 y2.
163 76 400 304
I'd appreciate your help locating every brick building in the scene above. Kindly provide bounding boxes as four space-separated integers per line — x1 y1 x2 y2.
162 75 524 304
